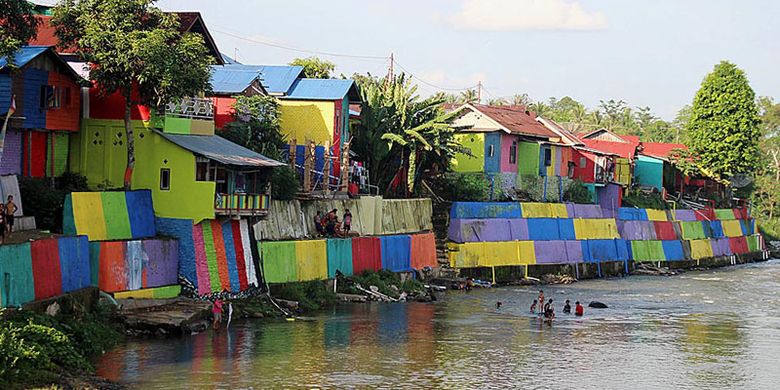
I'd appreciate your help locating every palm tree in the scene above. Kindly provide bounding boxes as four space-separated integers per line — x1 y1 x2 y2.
512 93 532 106
460 89 479 104
488 97 508 106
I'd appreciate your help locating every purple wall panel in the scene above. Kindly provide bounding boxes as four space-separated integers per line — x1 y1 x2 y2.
0 129 22 175
534 241 569 264
509 219 529 240
447 219 465 243
142 239 179 288
564 241 583 263
712 238 732 256
619 221 657 240
569 204 604 218
674 209 697 222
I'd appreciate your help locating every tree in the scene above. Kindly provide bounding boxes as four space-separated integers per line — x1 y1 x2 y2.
487 97 507 106
687 61 761 181
290 56 335 79
352 74 467 196
511 93 532 106
53 0 214 189
0 0 39 63
460 89 479 104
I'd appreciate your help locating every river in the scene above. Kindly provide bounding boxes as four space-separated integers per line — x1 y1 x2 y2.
96 260 780 389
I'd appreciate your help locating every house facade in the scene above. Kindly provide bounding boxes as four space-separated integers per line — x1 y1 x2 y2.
0 46 83 177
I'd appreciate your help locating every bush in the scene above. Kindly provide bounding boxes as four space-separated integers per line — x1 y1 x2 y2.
275 281 337 311
623 188 667 209
271 166 299 201
429 173 490 202
563 179 593 204
18 173 90 232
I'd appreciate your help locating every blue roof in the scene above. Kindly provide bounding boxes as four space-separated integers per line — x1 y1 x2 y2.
221 65 302 94
209 66 263 95
284 78 359 101
0 46 50 69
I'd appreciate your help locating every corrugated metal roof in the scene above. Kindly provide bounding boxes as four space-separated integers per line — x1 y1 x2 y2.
222 65 302 94
582 139 639 160
0 46 49 69
155 130 285 167
209 66 263 94
642 142 687 161
465 104 557 139
283 78 360 101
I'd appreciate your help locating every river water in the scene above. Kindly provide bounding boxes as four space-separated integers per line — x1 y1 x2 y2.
96 260 780 389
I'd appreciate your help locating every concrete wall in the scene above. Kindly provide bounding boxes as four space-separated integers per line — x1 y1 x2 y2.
63 190 156 241
254 197 432 241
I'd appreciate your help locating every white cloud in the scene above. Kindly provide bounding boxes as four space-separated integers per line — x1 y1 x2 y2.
448 0 608 31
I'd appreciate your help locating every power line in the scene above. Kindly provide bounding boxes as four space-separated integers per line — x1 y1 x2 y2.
211 28 389 60
392 59 478 92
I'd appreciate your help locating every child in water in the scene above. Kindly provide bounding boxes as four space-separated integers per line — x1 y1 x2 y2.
575 301 584 316
563 300 571 314
530 300 537 314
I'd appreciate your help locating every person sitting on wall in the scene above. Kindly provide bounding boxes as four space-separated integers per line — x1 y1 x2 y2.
314 211 324 236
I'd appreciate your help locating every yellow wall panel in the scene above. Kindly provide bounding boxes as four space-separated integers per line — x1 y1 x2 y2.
72 192 108 241
479 242 519 266
548 203 569 218
721 220 743 238
295 240 328 281
645 209 668 222
518 241 537 265
574 218 620 239
689 239 714 259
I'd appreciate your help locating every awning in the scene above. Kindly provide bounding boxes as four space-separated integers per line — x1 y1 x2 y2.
154 130 285 167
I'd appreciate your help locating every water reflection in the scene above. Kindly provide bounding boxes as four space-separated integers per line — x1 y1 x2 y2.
97 261 780 389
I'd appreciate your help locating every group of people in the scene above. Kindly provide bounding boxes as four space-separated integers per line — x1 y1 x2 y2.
530 290 584 320
313 208 352 238
0 195 18 244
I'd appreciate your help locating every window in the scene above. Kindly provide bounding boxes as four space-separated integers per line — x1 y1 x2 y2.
160 168 171 190
580 157 587 168
488 145 494 157
568 162 575 177
40 86 62 109
509 141 517 164
544 148 552 167
196 161 209 181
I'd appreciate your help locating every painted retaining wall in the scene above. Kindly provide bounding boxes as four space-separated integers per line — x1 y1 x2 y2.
446 202 763 270
156 218 259 296
0 236 91 307
254 197 433 240
88 238 179 293
259 232 437 284
64 190 156 241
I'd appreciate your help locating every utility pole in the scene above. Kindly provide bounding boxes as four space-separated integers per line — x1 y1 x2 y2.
386 52 394 84
477 81 482 104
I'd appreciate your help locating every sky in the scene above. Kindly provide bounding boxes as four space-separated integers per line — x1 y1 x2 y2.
157 0 780 120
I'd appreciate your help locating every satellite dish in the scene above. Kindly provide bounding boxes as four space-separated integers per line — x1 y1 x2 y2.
730 173 752 188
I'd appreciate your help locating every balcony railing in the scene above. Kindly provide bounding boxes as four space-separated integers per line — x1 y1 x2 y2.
166 97 214 120
215 193 270 217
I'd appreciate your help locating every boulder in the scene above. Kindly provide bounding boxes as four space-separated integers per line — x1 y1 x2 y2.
588 301 608 309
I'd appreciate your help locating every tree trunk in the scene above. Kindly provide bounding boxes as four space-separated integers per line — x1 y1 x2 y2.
123 97 135 190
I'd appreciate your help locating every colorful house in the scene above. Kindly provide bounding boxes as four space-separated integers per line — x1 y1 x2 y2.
450 104 582 197
208 65 268 130
638 142 688 193
0 46 84 178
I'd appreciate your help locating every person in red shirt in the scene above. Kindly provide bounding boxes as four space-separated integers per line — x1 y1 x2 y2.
575 301 584 316
212 298 224 330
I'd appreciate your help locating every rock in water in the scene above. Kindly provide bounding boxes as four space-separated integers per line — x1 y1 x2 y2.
588 301 608 309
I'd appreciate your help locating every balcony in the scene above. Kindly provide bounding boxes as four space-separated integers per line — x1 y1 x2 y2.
166 97 214 120
215 193 270 217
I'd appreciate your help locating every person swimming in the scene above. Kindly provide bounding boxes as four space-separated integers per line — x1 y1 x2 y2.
543 299 555 320
563 300 571 314
530 300 537 314
575 301 584 316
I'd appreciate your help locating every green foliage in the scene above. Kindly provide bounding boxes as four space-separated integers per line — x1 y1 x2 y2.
563 179 593 204
751 96 780 235
0 0 39 64
289 56 335 79
270 166 299 201
339 270 420 299
275 281 337 312
622 188 667 210
221 95 285 159
0 304 121 388
687 61 761 181
353 74 466 196
19 173 90 232
428 173 490 202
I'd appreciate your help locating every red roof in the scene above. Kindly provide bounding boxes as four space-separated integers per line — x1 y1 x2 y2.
582 139 639 160
472 104 556 139
641 142 687 160
29 16 76 53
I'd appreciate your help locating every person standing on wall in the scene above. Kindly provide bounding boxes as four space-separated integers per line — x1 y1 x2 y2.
343 209 352 235
5 195 17 237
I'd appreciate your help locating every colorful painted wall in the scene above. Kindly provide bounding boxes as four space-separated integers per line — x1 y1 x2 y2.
0 236 91 308
71 120 216 221
452 133 485 173
88 238 179 293
156 217 258 296
254 197 433 240
259 232 438 284
63 190 157 241
446 202 764 270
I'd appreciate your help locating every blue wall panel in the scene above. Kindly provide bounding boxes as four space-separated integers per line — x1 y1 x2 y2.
484 132 501 173
662 240 685 261
380 235 411 272
528 218 560 241
450 202 522 219
558 219 576 240
126 190 156 239
618 208 648 221
21 68 47 129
